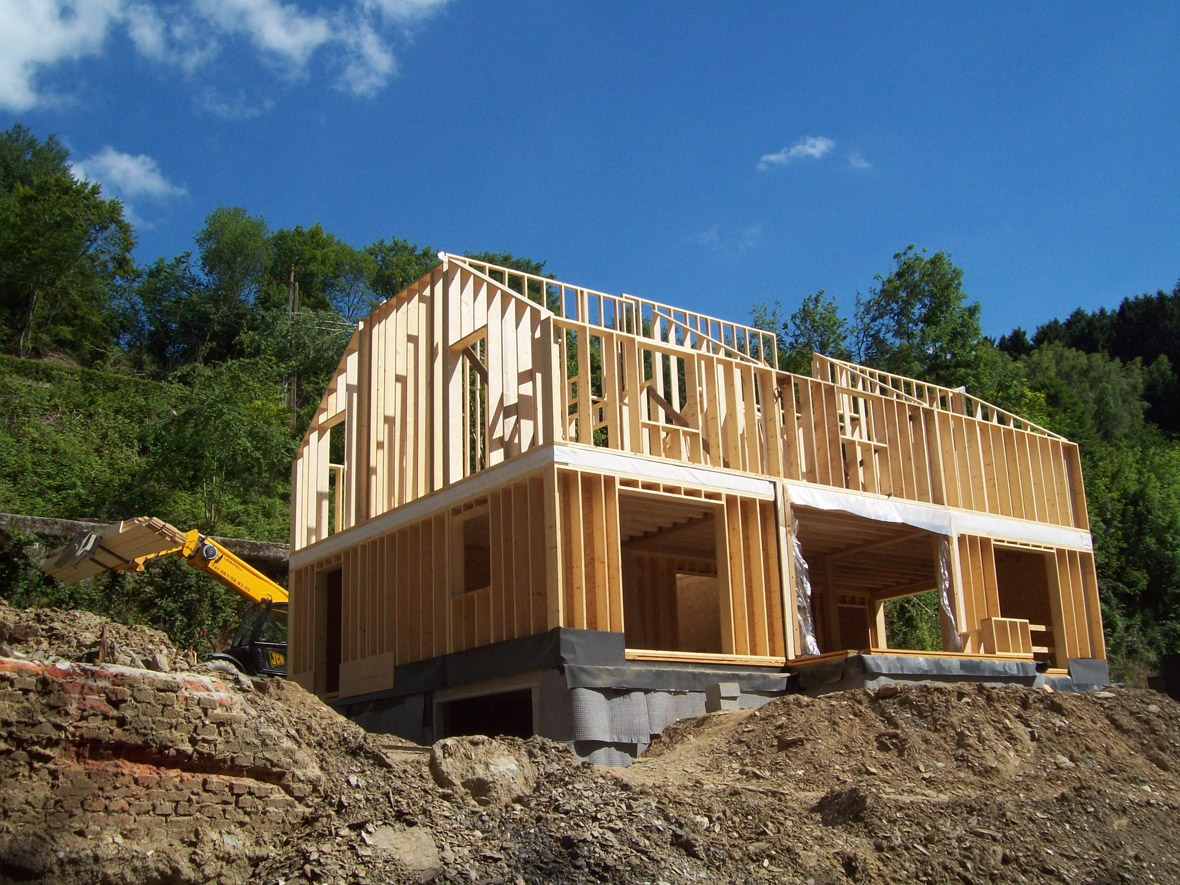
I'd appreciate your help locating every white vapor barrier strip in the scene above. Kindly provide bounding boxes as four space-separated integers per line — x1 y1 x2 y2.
784 482 951 534
782 481 1092 550
937 537 962 652
792 518 821 656
949 512 1092 550
553 446 776 499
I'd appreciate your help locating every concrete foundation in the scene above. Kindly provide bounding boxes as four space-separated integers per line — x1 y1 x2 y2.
788 652 1111 695
335 631 1113 765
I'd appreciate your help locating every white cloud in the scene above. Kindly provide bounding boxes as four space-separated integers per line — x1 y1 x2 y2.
193 0 331 71
0 0 451 112
0 0 124 111
688 224 764 256
197 88 274 120
72 147 186 209
124 2 167 59
336 16 397 96
688 226 720 246
738 224 763 251
758 136 835 171
72 147 186 228
363 0 452 22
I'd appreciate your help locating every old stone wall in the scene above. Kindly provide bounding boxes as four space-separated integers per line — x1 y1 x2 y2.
0 657 318 883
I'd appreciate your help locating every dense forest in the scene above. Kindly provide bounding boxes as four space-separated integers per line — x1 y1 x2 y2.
1 123 1176 681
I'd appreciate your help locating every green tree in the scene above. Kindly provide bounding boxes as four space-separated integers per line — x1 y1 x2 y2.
1021 343 1147 446
0 124 134 362
125 252 208 376
146 358 292 537
267 223 382 321
996 326 1033 358
192 206 270 363
236 306 354 421
854 246 984 388
367 237 439 302
752 291 852 374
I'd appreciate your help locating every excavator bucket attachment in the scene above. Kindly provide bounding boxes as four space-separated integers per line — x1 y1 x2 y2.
42 517 189 583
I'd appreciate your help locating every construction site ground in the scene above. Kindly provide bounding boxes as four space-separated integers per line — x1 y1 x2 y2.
1 600 1178 885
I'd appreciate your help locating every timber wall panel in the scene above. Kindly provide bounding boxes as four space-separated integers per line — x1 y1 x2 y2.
1050 548 1105 666
293 469 557 695
291 263 554 551
294 261 1089 559
291 259 1104 691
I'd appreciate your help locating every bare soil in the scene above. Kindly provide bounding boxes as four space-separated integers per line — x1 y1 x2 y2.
1 600 1178 884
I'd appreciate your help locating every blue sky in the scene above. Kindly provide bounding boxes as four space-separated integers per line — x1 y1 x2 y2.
2 1 1177 339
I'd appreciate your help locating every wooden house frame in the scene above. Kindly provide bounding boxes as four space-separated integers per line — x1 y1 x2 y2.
288 255 1106 760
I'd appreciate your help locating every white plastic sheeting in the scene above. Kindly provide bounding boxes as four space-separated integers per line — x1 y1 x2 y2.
782 480 1092 550
791 518 822 656
553 446 776 499
937 537 962 652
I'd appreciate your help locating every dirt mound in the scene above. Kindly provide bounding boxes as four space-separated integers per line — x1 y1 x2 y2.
2 602 1179 884
0 598 184 670
621 683 1180 883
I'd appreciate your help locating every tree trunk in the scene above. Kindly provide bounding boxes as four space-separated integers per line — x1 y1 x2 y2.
18 288 39 358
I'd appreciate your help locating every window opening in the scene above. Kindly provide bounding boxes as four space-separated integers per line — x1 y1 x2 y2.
619 491 721 653
454 510 491 595
441 689 533 739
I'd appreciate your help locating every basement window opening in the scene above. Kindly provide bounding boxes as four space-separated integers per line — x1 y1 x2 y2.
440 689 533 739
883 591 943 653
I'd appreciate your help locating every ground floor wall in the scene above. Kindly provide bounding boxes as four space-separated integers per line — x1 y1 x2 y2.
287 445 1106 707
288 450 790 700
784 485 1105 673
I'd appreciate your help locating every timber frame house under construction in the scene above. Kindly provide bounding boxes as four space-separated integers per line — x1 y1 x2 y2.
288 255 1108 763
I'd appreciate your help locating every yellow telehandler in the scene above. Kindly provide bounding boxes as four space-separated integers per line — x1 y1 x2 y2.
41 517 288 677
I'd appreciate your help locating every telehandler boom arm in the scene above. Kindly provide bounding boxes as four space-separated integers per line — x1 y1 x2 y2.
42 517 288 607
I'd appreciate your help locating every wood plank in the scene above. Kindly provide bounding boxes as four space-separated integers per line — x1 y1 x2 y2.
395 527 410 665
742 366 760 473
1049 440 1074 527
1057 552 1076 660
1066 549 1090 658
544 468 563 630
604 476 624 633
1079 552 1105 660
576 330 593 445
758 370 783 478
415 286 430 501
1001 428 1025 520
566 472 587 629
509 481 530 638
487 489 505 643
703 357 725 469
586 474 608 631
744 498 769 656
779 380 801 480
724 496 749 654
523 477 543 635
1034 436 1060 525
406 524 422 663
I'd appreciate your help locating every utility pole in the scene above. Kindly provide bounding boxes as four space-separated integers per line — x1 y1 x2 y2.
288 263 299 432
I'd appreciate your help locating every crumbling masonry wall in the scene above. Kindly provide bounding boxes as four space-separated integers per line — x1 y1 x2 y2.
0 658 318 882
